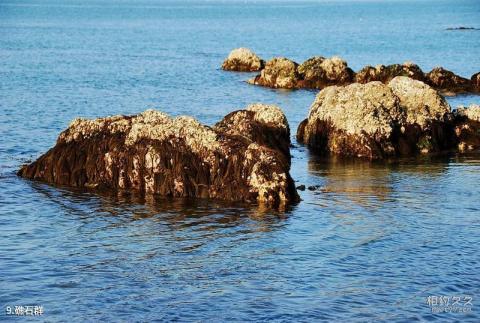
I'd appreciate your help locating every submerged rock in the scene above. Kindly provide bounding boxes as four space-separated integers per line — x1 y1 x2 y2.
221 48 265 72
446 26 477 30
355 62 425 84
297 77 459 159
296 56 354 89
425 67 472 95
248 57 299 89
18 105 299 207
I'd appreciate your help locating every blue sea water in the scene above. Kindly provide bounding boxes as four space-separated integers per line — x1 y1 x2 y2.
1 0 480 321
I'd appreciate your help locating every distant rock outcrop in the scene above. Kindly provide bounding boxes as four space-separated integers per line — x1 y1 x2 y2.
297 77 461 159
222 48 265 72
296 56 354 88
223 49 479 95
425 67 472 95
446 26 477 31
355 62 425 84
18 105 299 208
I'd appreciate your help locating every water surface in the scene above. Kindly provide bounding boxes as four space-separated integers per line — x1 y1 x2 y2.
1 0 480 321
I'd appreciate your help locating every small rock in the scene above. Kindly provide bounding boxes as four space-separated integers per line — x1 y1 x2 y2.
248 57 299 89
446 26 477 30
296 185 306 191
222 48 265 72
297 56 354 89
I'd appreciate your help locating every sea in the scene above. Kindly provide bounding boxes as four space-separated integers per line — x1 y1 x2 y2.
1 0 479 321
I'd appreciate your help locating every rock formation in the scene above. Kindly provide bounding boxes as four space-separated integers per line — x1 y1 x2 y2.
355 62 425 84
297 77 461 159
454 105 480 152
221 48 265 72
223 48 479 95
297 81 403 159
18 105 299 208
247 56 354 90
425 67 472 95
247 57 299 89
296 56 354 88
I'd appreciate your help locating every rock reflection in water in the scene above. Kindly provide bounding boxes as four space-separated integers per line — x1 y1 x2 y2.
27 180 291 234
306 154 453 208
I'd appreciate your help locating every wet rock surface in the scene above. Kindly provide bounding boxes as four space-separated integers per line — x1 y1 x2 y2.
296 77 475 159
18 105 299 207
221 48 265 72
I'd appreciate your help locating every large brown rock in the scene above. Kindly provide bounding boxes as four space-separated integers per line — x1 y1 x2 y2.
248 57 299 89
355 62 425 84
296 56 354 89
297 77 458 159
297 82 403 159
18 105 299 208
425 67 472 95
221 48 265 72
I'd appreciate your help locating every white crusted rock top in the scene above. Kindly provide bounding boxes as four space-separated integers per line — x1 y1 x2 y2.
222 48 264 72
60 109 220 157
306 82 402 137
60 114 134 143
126 114 220 154
321 56 350 81
388 76 451 127
246 103 288 130
455 104 480 122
